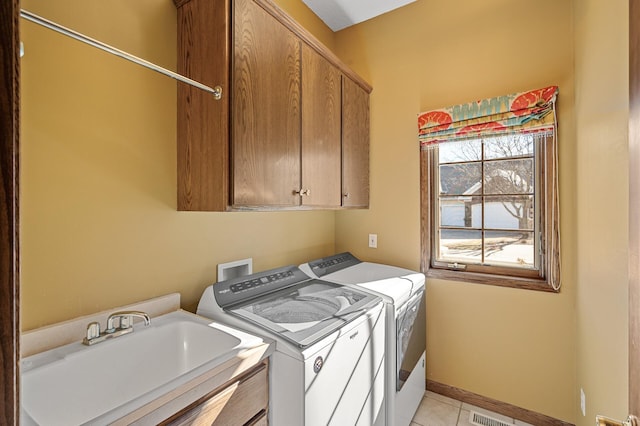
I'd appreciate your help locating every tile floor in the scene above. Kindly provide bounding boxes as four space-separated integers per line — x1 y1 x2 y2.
411 391 534 426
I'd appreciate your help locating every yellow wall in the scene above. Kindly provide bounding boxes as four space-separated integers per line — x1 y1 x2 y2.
333 0 577 422
20 0 632 423
574 0 629 424
20 0 337 330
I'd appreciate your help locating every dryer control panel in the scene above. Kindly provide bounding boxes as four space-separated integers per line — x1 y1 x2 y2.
308 252 361 277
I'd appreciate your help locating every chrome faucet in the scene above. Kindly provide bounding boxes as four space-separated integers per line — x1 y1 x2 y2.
106 311 151 331
82 311 151 346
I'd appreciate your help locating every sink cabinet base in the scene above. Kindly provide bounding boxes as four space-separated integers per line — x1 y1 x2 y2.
162 360 268 426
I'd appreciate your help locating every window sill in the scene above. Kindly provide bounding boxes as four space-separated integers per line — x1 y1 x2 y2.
425 267 559 293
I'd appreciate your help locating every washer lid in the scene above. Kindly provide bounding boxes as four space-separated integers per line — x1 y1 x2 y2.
220 275 380 348
213 266 381 348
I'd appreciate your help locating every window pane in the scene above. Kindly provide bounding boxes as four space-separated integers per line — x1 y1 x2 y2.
439 139 482 163
483 134 534 160
429 130 550 277
440 163 481 195
484 230 535 268
483 195 534 230
440 196 481 228
484 158 534 195
438 229 482 264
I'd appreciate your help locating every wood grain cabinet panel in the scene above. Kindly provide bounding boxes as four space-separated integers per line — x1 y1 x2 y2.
174 0 371 211
175 0 230 211
342 77 370 208
163 362 268 426
301 44 342 207
232 0 301 207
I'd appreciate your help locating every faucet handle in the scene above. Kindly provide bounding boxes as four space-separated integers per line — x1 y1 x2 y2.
83 321 101 345
119 315 132 329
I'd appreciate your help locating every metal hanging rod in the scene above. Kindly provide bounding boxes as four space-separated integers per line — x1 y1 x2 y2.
19 9 223 100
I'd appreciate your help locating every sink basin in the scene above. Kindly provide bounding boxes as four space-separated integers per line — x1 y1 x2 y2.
21 310 264 426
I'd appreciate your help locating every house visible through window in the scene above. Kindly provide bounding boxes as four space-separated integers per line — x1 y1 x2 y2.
418 87 560 291
436 134 542 274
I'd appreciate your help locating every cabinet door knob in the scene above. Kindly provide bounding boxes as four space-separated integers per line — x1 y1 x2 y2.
295 189 310 196
343 192 350 198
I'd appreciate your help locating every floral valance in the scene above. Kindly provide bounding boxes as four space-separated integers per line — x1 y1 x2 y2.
418 86 558 149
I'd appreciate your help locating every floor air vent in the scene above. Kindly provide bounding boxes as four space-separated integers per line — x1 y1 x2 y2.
469 411 512 426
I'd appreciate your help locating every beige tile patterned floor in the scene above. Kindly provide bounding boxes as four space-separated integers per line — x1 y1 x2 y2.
411 391 535 426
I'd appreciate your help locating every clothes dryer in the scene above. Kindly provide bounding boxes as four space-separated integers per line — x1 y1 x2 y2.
299 252 426 426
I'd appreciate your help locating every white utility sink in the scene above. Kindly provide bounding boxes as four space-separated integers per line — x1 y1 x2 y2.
21 310 264 426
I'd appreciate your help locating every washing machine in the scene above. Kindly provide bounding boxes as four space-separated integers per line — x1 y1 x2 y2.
299 252 426 426
197 265 387 426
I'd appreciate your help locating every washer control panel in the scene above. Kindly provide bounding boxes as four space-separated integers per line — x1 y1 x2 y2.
214 265 308 308
229 270 294 293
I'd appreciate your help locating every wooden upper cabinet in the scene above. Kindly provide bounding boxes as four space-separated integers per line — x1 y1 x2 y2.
175 0 230 211
301 44 342 207
174 0 371 211
342 77 370 208
232 0 301 207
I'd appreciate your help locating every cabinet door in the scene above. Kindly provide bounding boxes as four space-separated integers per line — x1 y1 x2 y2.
176 0 230 211
301 45 341 207
342 77 370 208
232 0 301 207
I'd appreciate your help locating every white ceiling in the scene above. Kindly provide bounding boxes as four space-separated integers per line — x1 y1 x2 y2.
302 0 417 31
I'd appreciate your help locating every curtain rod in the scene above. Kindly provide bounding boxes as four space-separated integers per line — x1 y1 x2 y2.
20 9 223 100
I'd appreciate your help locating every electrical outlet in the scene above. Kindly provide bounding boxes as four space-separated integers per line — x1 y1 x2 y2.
368 234 377 248
580 388 586 416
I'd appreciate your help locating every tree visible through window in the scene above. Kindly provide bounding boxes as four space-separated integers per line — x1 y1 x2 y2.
436 134 538 271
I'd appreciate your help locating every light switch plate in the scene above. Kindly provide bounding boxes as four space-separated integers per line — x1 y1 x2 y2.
368 234 377 248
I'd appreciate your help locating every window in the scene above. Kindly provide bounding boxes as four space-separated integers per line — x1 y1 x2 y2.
419 87 560 291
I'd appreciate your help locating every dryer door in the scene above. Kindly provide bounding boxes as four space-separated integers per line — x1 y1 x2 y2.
396 289 426 391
